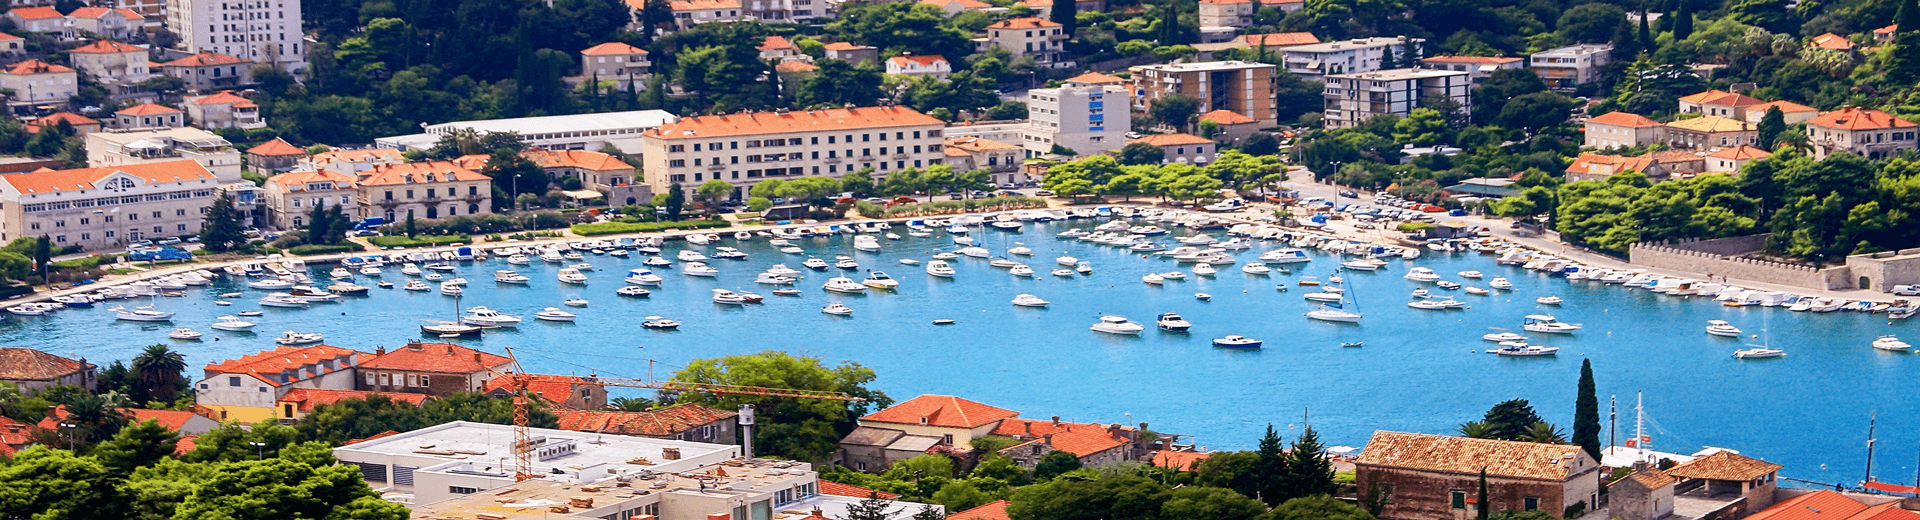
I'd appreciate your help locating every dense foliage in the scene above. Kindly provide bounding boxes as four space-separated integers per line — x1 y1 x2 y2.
667 351 893 461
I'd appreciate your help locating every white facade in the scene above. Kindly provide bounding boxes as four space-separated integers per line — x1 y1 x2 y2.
166 0 307 72
1321 68 1472 129
0 60 78 106
885 55 952 78
86 127 244 182
980 18 1072 69
1024 81 1130 157
1281 36 1421 82
378 110 679 155
0 160 222 251
638 107 947 198
69 41 152 87
1197 0 1252 28
1529 44 1612 90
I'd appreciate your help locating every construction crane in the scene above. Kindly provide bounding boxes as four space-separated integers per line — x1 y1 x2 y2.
485 347 865 481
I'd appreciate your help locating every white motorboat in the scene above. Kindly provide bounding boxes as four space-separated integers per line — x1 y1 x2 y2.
926 260 956 278
1489 277 1514 289
275 331 324 345
168 327 202 340
1459 270 1484 279
329 268 353 279
1339 259 1382 271
1155 312 1192 332
210 316 256 331
1305 304 1362 323
1404 267 1440 282
989 257 1019 269
1408 297 1455 310
1091 315 1145 335
959 247 991 258
506 255 532 265
609 249 630 257
767 264 802 276
404 280 431 291
557 268 589 284
823 277 868 294
644 256 673 266
736 231 754 241
440 282 463 296
1142 273 1165 285
1483 332 1526 342
1488 342 1560 356
1008 246 1033 256
854 235 882 252
533 307 578 322
802 258 830 270
1009 264 1035 277
1178 234 1218 245
1191 263 1217 276
780 246 805 254
494 270 532 284
626 268 664 285
1304 291 1345 302
1536 296 1564 305
564 298 589 307
686 234 711 245
1873 335 1911 352
1465 286 1489 295
1195 293 1212 301
1011 294 1050 307
1160 271 1188 281
863 271 899 289
682 262 719 277
1057 255 1080 266
946 224 969 234
1212 335 1262 348
1734 347 1785 358
1076 261 1093 274
822 302 854 316
1411 288 1429 297
678 250 710 262
711 289 748 305
756 272 796 285
259 294 312 308
1702 320 1741 337
617 286 652 297
1051 268 1075 277
462 306 522 327
423 262 456 272
641 316 680 329
1242 263 1272 275
539 250 565 263
424 272 445 282
571 262 596 271
1521 314 1581 334
248 278 295 290
1260 248 1312 263
835 258 860 270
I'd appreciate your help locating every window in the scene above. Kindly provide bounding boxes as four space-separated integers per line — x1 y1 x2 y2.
450 486 480 495
1524 497 1539 511
228 376 241 386
1451 491 1467 509
943 434 954 444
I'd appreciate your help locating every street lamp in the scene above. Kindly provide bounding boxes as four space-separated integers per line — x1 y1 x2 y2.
60 422 77 450
248 441 269 459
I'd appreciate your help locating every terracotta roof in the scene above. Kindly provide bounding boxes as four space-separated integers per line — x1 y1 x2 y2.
0 416 34 446
124 409 207 431
1708 145 1770 160
1745 490 1920 520
582 42 647 55
945 147 971 157
173 435 197 455
822 42 868 51
1199 0 1250 4
0 34 20 41
1665 451 1782 481
1586 111 1662 128
8 7 62 19
919 0 992 9
117 103 181 115
1064 72 1124 85
1567 153 1662 176
3 60 74 75
647 106 941 140
987 17 1060 29
345 430 403 445
0 160 215 195
162 52 248 67
1621 467 1675 489
1199 109 1256 125
71 40 146 54
1810 33 1854 50
993 418 1132 456
66 7 142 18
483 373 602 403
247 137 307 157
1679 89 1765 108
1354 431 1591 481
1242 32 1320 47
950 500 1012 520
355 161 489 187
33 112 99 127
277 388 430 412
861 394 1018 428
1667 116 1754 133
1749 100 1817 114
1151 450 1214 470
190 91 253 106
946 137 1020 151
889 55 949 67
1877 24 1900 35
776 61 819 73
553 403 738 436
1130 133 1214 146
523 149 632 171
307 148 404 165
0 348 91 381
1422 54 1523 64
203 344 365 387
669 0 739 10
817 479 901 499
759 36 797 51
1809 106 1917 131
357 342 511 373
265 169 354 192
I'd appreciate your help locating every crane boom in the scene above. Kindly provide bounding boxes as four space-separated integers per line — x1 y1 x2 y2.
589 376 866 401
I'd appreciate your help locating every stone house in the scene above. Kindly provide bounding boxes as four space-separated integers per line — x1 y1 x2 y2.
1565 151 1702 183
0 60 79 107
1677 90 1765 120
1666 116 1756 150
5 7 70 37
885 55 951 79
553 404 740 444
31 112 102 135
990 417 1145 468
0 347 96 392
65 7 145 40
979 18 1071 69
1583 111 1665 150
185 91 263 129
0 34 22 56
261 168 356 230
481 374 608 409
194 345 365 424
943 137 1024 184
301 148 405 174
1741 100 1819 126
1706 145 1770 173
1606 463 1675 520
1128 133 1215 164
823 42 879 64
157 52 252 92
580 42 650 83
354 341 514 397
837 394 1019 472
68 40 150 96
1663 451 1783 518
1807 107 1918 160
1353 431 1603 520
245 137 307 172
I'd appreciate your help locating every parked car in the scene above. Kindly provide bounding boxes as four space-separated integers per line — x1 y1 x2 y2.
1894 285 1920 296
1339 191 1358 198
1449 209 1468 217
948 193 964 200
1035 189 1055 196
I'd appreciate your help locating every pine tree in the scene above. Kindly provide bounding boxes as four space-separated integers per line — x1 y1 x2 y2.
94 418 181 476
199 191 247 252
1757 106 1786 150
1672 2 1693 40
1278 427 1339 502
1887 0 1920 86
1255 424 1288 505
1160 0 1178 45
1573 359 1601 460
1613 18 1642 59
1051 0 1078 37
842 492 899 520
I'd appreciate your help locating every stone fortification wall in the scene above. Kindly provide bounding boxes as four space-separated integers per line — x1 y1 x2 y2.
1628 235 1853 291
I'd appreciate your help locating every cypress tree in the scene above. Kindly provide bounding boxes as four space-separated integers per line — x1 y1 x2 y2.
1672 2 1693 40
1639 10 1655 53
1476 468 1490 520
1573 359 1602 460
1659 0 1679 32
1050 0 1078 37
1757 106 1787 150
1887 0 1920 86
33 235 49 281
308 204 330 246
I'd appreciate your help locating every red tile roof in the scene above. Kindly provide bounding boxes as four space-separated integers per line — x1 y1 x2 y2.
822 42 868 51
1241 32 1320 47
669 0 740 10
1810 33 1854 50
3 60 74 75
553 403 738 436
1354 431 1590 481
1744 490 1920 520
525 149 634 171
265 169 354 192
0 160 215 195
1666 115 1754 133
71 40 146 54
276 388 430 412
889 55 949 67
860 394 1018 428
1665 451 1782 481
8 7 62 19
775 61 819 73
1151 450 1213 470
987 17 1060 29
950 500 1011 520
0 33 21 41
0 348 91 381
946 137 1020 151
818 479 901 499
246 137 307 157
125 409 206 431
1708 145 1771 160
34 112 99 127
993 418 1132 457
759 36 798 51
582 42 647 55
67 7 142 18
203 344 365 386
482 373 603 403
117 103 181 115
173 435 197 455
0 416 35 447
1064 72 1124 85
1809 106 1917 131
357 342 511 373
190 91 253 106
1749 100 1817 114
307 148 404 165
646 106 943 140
1678 89 1765 108
1131 133 1214 146
345 430 403 446
1567 153 1658 176
1199 109 1256 125
355 161 490 187
1586 111 1662 128
162 52 248 67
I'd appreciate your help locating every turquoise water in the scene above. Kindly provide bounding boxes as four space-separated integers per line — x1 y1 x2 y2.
15 218 1918 486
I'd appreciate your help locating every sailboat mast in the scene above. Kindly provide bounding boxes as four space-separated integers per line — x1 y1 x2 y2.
1865 411 1877 485
1635 392 1646 456
1609 395 1617 455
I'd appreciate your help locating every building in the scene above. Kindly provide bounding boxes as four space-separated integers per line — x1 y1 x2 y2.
990 417 1145 468
261 169 355 229
1809 32 1854 52
480 374 607 409
5 7 68 36
66 7 145 39
454 148 648 206
823 42 879 64
376 110 679 155
1742 100 1819 126
1807 106 1918 160
886 55 952 78
1198 109 1259 144
1280 36 1421 81
740 0 812 23
1666 116 1756 149
1197 0 1254 28
1024 72 1131 157
980 17 1072 69
637 106 946 199
1151 450 1214 471
1876 24 1901 43
1677 89 1765 119
156 52 252 92
838 394 1019 471
1607 463 1675 520
1241 32 1320 49
918 0 990 16
1706 145 1770 173
1529 44 1612 89
0 60 78 107
31 112 102 135
274 388 429 421
0 33 23 56
0 159 221 249
354 161 494 221
579 42 650 82
1583 111 1666 150
1354 431 1603 520
666 0 742 30
1128 133 1215 164
1745 489 1918 520
1565 151 1704 182
301 148 404 175
245 137 307 172
1321 68 1472 129
757 35 803 63
184 91 263 129
355 341 513 397
943 137 1024 183
194 344 365 423
85 127 242 181
0 347 95 392
1420 55 1525 84
109 103 183 130
552 403 739 444
67 40 151 94
164 0 306 72
1662 451 1783 518
1136 61 1279 126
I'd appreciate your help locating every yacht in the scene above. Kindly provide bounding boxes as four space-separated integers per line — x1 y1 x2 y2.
1404 267 1440 282
424 272 445 282
678 250 710 262
626 268 664 285
1733 347 1786 359
1142 273 1165 285
540 250 565 263
713 247 750 260
989 257 1019 269
772 288 802 296
1458 270 1484 279
1339 259 1382 271
1155 312 1193 332
1178 234 1218 245
862 271 899 289
802 258 830 270
822 302 855 316
248 278 295 290
1260 249 1312 263
780 246 806 254
641 316 681 329
1408 297 1459 310
609 249 630 258
462 306 523 327
1488 277 1514 290
210 316 256 331
424 262 456 272
1008 246 1033 256
1483 332 1526 342
853 235 882 252
259 294 312 308
1535 296 1564 305
682 262 720 277
1076 261 1093 274
1191 263 1217 277
959 247 991 258
1521 314 1581 334
329 267 353 279
505 255 532 266
1091 315 1145 335
1464 286 1489 295
835 258 860 270
711 289 748 305
557 268 588 284
644 256 673 267
1051 268 1075 277
946 224 969 234
404 280 431 291
1703 320 1742 337
564 298 589 307
926 260 956 278
1242 263 1272 275
1161 271 1188 281
756 272 797 285
1305 304 1362 323
823 277 868 294
494 270 531 284
1011 294 1050 307
168 327 203 340
1009 264 1036 277
534 308 577 322
1488 342 1560 356
1212 335 1262 348
617 286 653 297
1304 291 1344 302
1873 335 1912 352
275 331 324 345
767 264 802 276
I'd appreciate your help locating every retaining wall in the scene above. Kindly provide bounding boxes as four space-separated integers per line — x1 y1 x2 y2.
1628 235 1854 291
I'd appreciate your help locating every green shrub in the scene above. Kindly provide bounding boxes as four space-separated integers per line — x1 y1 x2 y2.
288 244 358 255
52 254 120 270
570 219 732 236
368 235 470 248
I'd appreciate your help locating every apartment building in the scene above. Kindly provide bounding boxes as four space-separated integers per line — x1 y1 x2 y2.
354 161 493 221
664 0 742 30
0 160 221 251
186 90 264 129
165 0 307 72
1583 111 1665 150
69 39 151 97
1129 133 1215 164
1281 36 1421 82
0 60 77 107
261 169 355 229
1024 72 1130 157
85 127 243 181
157 51 252 92
376 110 679 154
1529 44 1612 90
1136 60 1279 126
1419 55 1524 84
579 42 649 82
638 106 947 199
980 17 1072 69
1321 68 1471 129
1807 107 1918 160
886 55 952 78
66 7 144 39
1197 0 1253 28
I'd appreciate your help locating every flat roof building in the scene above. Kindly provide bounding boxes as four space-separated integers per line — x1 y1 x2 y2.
376 110 680 155
1135 60 1279 127
1322 68 1471 129
638 106 946 200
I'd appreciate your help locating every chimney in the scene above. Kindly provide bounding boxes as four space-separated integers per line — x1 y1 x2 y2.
1024 421 1032 436
473 353 482 364
812 507 824 517
447 344 455 354
1051 415 1060 425
376 346 386 355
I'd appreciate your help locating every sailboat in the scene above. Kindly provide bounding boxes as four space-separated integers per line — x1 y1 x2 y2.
420 293 482 337
1305 268 1362 323
1733 315 1784 359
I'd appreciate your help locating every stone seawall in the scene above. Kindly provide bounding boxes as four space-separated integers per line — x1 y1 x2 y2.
1628 236 1853 291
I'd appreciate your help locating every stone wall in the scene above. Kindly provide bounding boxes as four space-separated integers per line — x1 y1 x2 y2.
1843 248 1920 292
1628 235 1854 291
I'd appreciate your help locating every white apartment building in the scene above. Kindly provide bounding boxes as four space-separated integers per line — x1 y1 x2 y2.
355 161 494 221
980 17 1072 69
1197 0 1253 28
638 106 947 199
69 40 152 96
66 7 145 39
1024 72 1130 157
261 169 355 229
1321 68 1472 129
165 0 307 72
1529 43 1612 90
1419 55 1524 84
886 55 952 78
0 60 77 107
376 110 680 155
1807 107 1919 160
664 0 741 30
186 91 264 129
158 51 253 92
0 159 222 251
85 127 244 182
1281 36 1421 82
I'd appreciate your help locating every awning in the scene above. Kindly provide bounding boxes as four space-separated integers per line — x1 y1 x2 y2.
561 189 603 200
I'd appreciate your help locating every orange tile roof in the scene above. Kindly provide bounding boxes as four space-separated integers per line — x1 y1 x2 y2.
1667 115 1754 133
1242 32 1320 47
358 342 511 373
776 61 819 73
71 40 145 54
1664 451 1783 481
190 91 253 106
1354 431 1590 481
8 7 62 19
1422 54 1523 64
32 112 98 127
266 169 354 192
1750 100 1816 114
582 42 647 55
647 106 942 140
987 17 1060 29
124 408 208 431
117 103 181 115
528 149 633 171
0 34 20 41
482 373 601 402
919 0 992 8
1743 490 1920 520
277 388 430 412
759 36 798 51
553 404 739 436
1151 450 1213 470
0 416 34 446
1199 109 1256 125
1679 89 1765 108
1618 467 1675 489
1809 106 1917 131
3 60 74 75
1567 153 1657 176
1708 145 1770 160
817 479 901 499
308 148 405 165
1878 24 1900 34
822 42 868 51
1810 33 1854 50
1131 133 1214 146
173 435 197 455
1064 72 1124 85
889 55 949 67
67 7 142 18
669 0 739 10
0 160 215 194
944 147 972 157
1676 89 1735 104
993 418 1132 456
946 137 1020 151
950 500 1011 520
203 344 365 387
162 52 248 67
345 430 403 445
861 394 1018 428
1586 111 1662 128
247 137 307 157
0 347 91 381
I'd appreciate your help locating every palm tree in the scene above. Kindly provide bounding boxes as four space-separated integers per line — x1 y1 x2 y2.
609 397 655 412
1457 421 1496 439
131 344 186 404
1521 422 1568 444
1774 131 1812 155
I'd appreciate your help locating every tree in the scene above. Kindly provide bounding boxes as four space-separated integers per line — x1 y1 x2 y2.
841 492 901 520
841 170 876 196
1151 95 1201 130
0 447 120 520
32 235 50 281
1278 427 1339 502
1572 359 1601 459
1270 494 1376 520
0 251 31 283
480 149 549 210
1557 3 1627 44
665 183 686 220
1475 399 1548 441
1242 132 1281 156
1051 0 1079 37
1254 424 1288 505
1471 69 1548 126
1032 450 1084 481
1476 468 1490 520
747 197 774 212
1670 2 1692 40
697 179 735 209
1007 474 1172 520
1523 422 1568 444
130 344 186 405
669 351 891 461
1756 106 1786 150
1161 486 1269 520
1119 142 1167 165
405 213 417 238
799 59 885 107
94 418 182 476
293 394 430 445
1495 91 1576 135
1889 0 1920 86
911 503 946 520
170 458 407 520
988 101 1029 120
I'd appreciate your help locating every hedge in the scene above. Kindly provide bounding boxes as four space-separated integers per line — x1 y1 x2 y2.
289 244 360 256
52 254 121 270
571 219 732 236
369 234 470 248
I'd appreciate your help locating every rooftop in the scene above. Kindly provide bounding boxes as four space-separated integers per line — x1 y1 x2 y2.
992 418 1133 456
1666 115 1754 133
33 112 98 127
424 109 678 137
1708 145 1771 160
336 421 742 483
356 341 511 373
1198 110 1256 125
946 137 1021 151
1063 71 1125 85
7 7 62 19
860 394 1018 428
117 103 181 115
162 51 248 67
265 169 355 192
246 137 307 157
1810 33 1854 50
1241 32 1321 47
1533 43 1614 56
889 55 950 67
1131 133 1214 146
1665 451 1782 481
760 36 798 51
0 347 92 381
1139 60 1274 72
190 91 254 106
822 42 870 51
277 388 430 412
1808 106 1917 131
668 0 740 9
0 160 217 195
1283 37 1413 53
1422 54 1523 64
1678 89 1765 108
1750 100 1817 114
1586 111 1663 128
818 479 901 499
950 500 1012 520
202 344 364 386
553 403 737 436
307 148 404 164
71 40 146 54
66 6 141 18
646 106 943 140
986 17 1061 29
1745 490 1920 520
3 60 74 75
581 42 647 55
776 61 820 73
1354 431 1592 481
1326 67 1469 80
1151 450 1214 470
